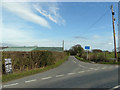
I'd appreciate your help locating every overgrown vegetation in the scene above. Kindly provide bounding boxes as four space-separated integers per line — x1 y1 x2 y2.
2 51 68 74
2 55 69 82
67 44 120 64
69 44 84 56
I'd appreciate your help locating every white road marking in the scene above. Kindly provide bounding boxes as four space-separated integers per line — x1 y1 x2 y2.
68 73 75 75
4 83 19 87
73 60 76 63
94 69 98 70
115 65 119 68
56 74 64 77
25 79 36 83
78 71 85 73
90 68 94 69
86 70 91 72
79 64 87 68
41 77 52 80
102 68 105 69
112 85 120 89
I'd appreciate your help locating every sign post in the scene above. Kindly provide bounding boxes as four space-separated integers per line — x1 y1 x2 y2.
5 58 12 74
85 46 90 60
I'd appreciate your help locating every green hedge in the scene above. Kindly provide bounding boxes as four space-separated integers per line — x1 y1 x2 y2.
2 55 69 82
2 51 67 74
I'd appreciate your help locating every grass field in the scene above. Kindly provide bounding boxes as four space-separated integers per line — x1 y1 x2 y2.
2 55 69 83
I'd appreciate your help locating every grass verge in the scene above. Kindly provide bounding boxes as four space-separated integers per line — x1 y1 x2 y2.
2 55 69 83
75 56 90 63
99 62 120 64
75 56 120 65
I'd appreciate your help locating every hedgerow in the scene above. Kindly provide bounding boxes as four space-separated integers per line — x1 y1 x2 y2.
2 51 67 74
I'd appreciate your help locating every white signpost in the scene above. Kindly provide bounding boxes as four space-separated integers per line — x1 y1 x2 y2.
85 46 90 60
5 58 12 74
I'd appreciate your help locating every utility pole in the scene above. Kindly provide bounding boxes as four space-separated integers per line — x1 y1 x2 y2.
63 40 64 51
111 5 117 61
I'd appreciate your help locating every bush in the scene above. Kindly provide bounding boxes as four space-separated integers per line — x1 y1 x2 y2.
69 44 84 56
81 54 87 60
81 52 109 63
2 51 67 74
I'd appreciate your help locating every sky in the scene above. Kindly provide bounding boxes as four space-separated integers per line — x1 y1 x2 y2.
1 1 119 51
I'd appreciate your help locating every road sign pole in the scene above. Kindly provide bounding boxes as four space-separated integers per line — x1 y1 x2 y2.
87 50 88 60
85 46 90 60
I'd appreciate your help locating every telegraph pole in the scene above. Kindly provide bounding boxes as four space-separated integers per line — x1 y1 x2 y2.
111 5 117 61
63 40 64 51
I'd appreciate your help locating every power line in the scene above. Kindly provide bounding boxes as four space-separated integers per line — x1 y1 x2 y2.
87 6 110 30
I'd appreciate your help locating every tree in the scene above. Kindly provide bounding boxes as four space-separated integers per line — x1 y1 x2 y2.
69 44 84 56
92 49 103 53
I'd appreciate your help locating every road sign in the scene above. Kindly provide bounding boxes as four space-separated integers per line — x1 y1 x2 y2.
85 46 90 60
5 58 12 73
85 46 90 50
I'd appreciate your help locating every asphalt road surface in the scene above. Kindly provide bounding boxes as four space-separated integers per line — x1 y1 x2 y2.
2 56 119 89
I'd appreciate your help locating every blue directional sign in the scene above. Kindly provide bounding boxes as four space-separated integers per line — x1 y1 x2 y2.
85 46 90 50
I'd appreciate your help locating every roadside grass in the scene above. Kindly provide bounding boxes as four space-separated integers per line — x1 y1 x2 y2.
2 55 69 83
75 56 90 63
75 55 120 65
99 62 120 64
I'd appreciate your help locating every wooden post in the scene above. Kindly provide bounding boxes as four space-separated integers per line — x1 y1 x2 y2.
111 5 117 62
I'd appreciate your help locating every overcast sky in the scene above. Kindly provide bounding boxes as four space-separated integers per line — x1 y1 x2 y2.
1 1 119 51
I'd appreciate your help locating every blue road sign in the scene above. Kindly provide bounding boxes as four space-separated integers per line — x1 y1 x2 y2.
85 46 90 50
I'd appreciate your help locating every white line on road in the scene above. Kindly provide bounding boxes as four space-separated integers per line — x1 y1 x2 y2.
41 77 52 80
78 71 85 73
4 83 19 87
25 79 36 83
103 67 107 69
86 70 91 72
79 64 86 68
56 74 64 77
68 73 75 75
79 64 82 66
115 65 119 68
94 69 98 70
111 85 120 89
73 60 76 63
90 68 94 69
102 68 105 69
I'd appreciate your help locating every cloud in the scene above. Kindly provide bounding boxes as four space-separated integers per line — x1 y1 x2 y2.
2 2 51 28
1 25 62 47
93 35 100 39
74 36 87 39
1 25 33 43
33 3 65 25
108 42 112 45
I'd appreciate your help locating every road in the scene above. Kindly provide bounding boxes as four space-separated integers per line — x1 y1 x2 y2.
2 56 119 89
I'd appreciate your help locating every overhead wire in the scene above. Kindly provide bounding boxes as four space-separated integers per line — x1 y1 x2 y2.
87 6 110 30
